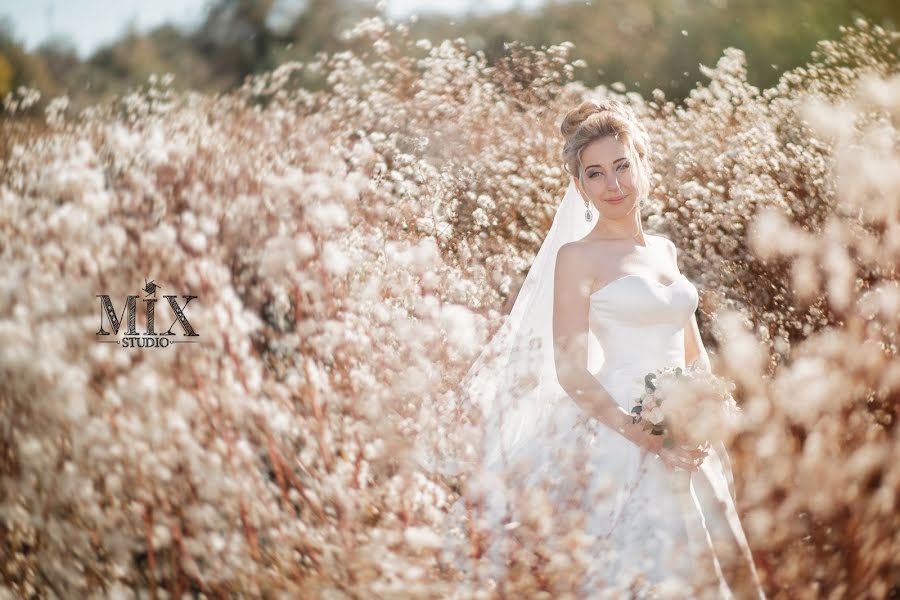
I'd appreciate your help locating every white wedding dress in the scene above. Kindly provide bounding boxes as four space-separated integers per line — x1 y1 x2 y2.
442 270 766 599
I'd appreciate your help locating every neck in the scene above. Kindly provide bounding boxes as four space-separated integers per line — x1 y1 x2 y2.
591 214 645 244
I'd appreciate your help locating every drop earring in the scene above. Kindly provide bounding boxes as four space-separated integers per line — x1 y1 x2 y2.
584 199 593 222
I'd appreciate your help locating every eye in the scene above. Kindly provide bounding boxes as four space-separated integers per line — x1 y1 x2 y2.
589 163 629 177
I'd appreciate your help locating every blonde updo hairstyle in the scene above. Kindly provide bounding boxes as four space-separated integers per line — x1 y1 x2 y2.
560 98 652 205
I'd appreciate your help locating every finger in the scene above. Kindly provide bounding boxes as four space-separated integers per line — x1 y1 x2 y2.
665 451 698 471
688 453 706 464
677 459 700 472
679 445 706 457
679 451 705 469
665 447 703 467
669 461 694 472
673 448 702 463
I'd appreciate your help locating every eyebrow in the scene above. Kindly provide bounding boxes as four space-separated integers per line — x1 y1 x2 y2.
585 157 629 169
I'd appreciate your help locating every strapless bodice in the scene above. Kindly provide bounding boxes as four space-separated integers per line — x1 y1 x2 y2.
587 272 699 410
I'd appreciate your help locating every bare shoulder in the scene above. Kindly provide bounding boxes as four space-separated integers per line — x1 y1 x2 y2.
557 239 591 265
555 241 593 292
558 240 587 261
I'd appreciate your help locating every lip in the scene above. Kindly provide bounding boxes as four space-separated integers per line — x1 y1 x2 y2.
605 194 627 204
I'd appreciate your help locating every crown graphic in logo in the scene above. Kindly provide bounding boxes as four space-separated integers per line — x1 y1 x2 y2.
143 279 161 297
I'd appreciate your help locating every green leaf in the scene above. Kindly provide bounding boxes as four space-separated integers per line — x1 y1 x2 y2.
644 373 656 391
631 405 642 414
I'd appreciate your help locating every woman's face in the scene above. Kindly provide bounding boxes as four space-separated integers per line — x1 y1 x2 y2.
575 136 639 218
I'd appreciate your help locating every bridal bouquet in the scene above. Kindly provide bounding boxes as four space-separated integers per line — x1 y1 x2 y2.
630 364 741 450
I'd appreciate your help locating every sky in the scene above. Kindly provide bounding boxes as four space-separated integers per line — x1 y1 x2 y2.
0 0 547 59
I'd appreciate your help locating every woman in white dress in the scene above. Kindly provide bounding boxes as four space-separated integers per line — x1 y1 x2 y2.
445 99 767 599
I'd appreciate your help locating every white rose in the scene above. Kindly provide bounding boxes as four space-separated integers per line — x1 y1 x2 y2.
645 406 665 425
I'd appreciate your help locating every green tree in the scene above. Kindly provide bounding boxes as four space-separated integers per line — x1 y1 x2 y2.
0 18 60 108
0 52 12 98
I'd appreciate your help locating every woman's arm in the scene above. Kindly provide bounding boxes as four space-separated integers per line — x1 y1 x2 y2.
552 242 642 443
684 312 712 372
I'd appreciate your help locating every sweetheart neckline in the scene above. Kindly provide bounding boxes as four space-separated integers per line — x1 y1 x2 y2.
589 272 687 300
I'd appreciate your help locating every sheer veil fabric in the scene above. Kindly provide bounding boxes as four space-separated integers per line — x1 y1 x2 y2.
460 178 598 470
437 178 618 586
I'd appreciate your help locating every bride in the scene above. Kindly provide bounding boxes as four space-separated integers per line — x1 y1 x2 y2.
439 99 767 599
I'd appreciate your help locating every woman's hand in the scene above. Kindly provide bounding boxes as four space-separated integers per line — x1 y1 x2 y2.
636 429 709 472
659 440 708 472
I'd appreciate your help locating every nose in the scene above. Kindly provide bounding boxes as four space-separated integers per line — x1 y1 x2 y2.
606 172 622 191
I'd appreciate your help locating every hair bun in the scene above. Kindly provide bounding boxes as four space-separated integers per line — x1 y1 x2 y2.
559 98 633 141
